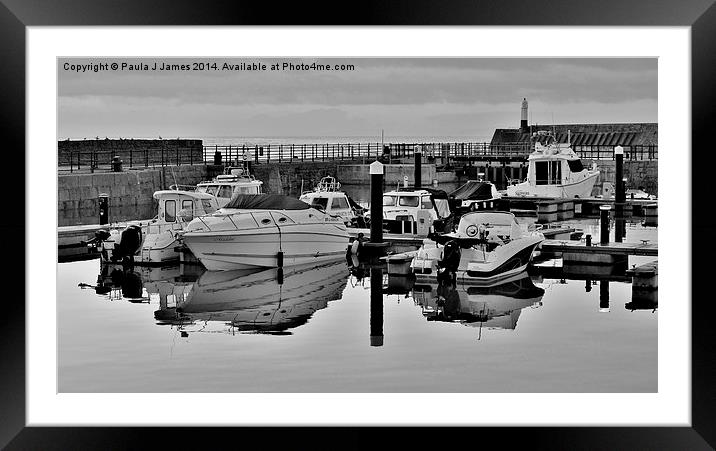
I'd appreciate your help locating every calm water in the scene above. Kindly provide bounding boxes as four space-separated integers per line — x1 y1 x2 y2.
58 220 657 393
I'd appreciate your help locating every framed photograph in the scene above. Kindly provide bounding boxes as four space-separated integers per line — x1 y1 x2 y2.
5 0 714 448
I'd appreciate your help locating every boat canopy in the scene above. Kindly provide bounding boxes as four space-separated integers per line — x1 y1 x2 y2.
449 181 494 200
224 194 311 210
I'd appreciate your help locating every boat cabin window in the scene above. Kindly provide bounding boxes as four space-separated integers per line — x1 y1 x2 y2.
331 197 350 210
179 199 195 221
310 197 329 210
534 161 562 185
383 195 397 206
203 185 218 196
164 200 176 222
421 196 433 209
398 196 419 207
218 185 233 198
235 185 259 195
567 159 584 173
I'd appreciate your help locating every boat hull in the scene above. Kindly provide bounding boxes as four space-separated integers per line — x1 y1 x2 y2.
506 171 599 198
183 224 349 271
411 235 544 285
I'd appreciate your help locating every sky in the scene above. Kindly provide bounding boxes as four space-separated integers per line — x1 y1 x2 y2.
58 58 657 141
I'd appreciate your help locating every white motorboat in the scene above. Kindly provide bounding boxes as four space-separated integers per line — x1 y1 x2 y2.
506 131 600 198
196 164 263 207
412 270 545 330
367 187 453 236
181 194 350 271
410 211 545 284
153 258 348 334
94 190 220 265
298 176 365 226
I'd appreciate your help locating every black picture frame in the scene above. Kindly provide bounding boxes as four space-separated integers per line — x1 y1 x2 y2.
4 0 714 448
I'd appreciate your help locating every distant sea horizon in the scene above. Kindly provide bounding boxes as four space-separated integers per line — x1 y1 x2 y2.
59 135 495 146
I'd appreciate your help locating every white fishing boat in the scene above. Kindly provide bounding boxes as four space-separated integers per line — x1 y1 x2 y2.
367 187 453 235
412 270 545 330
410 211 544 284
298 176 365 226
93 190 220 265
153 259 348 334
195 164 263 207
181 194 350 271
506 131 599 198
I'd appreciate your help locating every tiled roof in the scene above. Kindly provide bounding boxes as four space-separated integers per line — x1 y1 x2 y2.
491 123 657 147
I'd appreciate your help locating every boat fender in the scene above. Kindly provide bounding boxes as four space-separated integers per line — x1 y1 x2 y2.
350 239 361 255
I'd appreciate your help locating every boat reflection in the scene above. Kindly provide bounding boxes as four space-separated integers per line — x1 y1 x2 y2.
412 271 545 332
154 258 349 335
92 263 202 302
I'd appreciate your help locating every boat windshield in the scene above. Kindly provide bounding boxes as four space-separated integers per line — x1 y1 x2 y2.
459 212 515 228
398 196 419 207
201 199 217 214
433 198 451 217
383 195 397 206
310 197 329 210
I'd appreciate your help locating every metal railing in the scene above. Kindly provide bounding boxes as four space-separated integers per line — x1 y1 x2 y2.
58 141 658 173
201 142 658 164
58 147 204 173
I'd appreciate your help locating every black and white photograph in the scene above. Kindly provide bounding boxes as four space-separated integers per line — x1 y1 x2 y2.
57 57 659 393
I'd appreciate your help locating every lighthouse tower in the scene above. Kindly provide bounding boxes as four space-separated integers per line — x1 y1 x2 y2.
520 98 528 132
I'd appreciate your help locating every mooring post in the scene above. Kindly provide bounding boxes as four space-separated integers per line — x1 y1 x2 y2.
370 265 384 346
98 193 109 225
599 280 610 312
614 146 625 242
369 160 384 245
599 204 611 245
414 147 422 188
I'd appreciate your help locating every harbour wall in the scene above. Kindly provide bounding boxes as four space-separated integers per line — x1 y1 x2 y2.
582 159 658 194
58 165 222 226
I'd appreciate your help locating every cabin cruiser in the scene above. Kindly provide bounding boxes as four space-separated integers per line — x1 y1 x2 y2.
93 190 220 265
298 176 366 226
153 258 348 335
449 177 504 212
410 211 544 284
366 187 453 236
412 271 544 330
196 164 263 207
506 131 599 198
181 194 349 271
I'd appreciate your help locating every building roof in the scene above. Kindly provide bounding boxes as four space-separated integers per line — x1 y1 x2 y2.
491 123 657 147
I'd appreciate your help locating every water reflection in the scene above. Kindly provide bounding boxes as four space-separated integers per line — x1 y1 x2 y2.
411 271 545 332
90 259 350 335
155 260 349 335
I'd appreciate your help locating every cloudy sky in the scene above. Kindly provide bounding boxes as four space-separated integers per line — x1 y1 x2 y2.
58 58 657 141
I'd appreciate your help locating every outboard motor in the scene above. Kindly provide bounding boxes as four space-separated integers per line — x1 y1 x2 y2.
437 239 461 284
439 240 462 273
112 224 142 262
